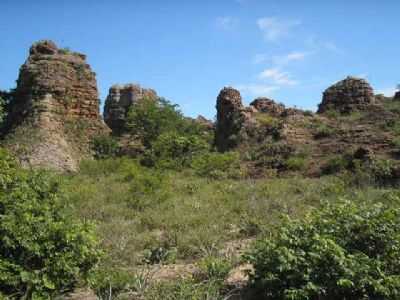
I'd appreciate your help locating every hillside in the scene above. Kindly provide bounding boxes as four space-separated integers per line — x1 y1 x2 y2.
1 41 400 299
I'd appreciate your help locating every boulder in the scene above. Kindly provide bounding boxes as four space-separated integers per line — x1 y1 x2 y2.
104 84 157 133
318 76 375 114
250 97 285 117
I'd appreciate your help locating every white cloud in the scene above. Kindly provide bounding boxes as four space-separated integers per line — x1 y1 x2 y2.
257 17 301 42
272 51 308 65
259 68 298 85
306 36 343 54
236 84 279 96
376 87 397 97
216 16 238 30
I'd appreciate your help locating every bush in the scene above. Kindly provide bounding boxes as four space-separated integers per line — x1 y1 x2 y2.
91 134 119 159
191 152 243 179
197 256 232 283
0 90 11 131
0 150 100 298
285 156 307 171
250 142 294 170
146 131 210 169
246 199 400 300
126 97 203 148
313 124 336 139
321 154 352 175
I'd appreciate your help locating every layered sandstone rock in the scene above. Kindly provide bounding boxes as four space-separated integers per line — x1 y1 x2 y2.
104 84 157 133
215 87 246 151
317 76 375 114
3 40 109 171
250 97 285 117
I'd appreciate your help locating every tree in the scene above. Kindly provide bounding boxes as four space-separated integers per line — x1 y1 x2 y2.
0 149 101 298
126 97 207 148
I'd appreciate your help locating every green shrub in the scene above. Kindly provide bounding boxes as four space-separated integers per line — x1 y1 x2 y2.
191 152 243 179
126 97 203 148
313 124 336 139
0 90 11 131
146 131 210 169
197 256 232 283
0 149 100 298
251 142 294 170
91 134 119 159
321 154 352 175
303 110 314 117
285 156 307 171
254 113 282 140
325 109 340 119
246 199 400 300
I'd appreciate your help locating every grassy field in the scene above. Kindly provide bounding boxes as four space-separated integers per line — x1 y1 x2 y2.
56 157 400 299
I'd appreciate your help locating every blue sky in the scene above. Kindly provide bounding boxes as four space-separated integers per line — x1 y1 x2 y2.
1 0 399 118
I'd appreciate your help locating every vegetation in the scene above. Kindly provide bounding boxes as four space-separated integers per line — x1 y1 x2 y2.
91 134 119 159
0 150 100 299
246 199 400 299
126 97 207 148
3 94 400 299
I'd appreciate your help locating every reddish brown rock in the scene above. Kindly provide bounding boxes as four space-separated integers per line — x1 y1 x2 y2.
3 40 109 171
215 87 245 151
250 97 285 117
318 76 375 114
104 84 157 133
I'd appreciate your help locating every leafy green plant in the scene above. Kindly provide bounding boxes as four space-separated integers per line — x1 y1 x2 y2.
191 151 243 179
246 199 400 300
91 134 119 159
126 97 202 148
197 256 232 283
0 149 100 299
146 131 210 169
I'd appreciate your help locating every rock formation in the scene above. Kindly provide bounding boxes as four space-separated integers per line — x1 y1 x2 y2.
394 91 400 101
317 76 375 114
250 97 285 117
104 84 157 134
215 87 246 151
3 40 109 171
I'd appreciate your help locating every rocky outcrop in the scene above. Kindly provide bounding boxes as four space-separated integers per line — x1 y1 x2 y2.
215 87 246 151
104 84 157 134
195 115 214 130
3 40 109 171
250 97 285 117
317 76 375 114
394 91 400 101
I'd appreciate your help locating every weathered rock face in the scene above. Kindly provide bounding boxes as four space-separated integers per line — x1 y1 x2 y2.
104 84 157 134
3 40 109 171
195 115 214 130
317 76 375 114
250 97 285 117
215 87 245 151
394 91 400 101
